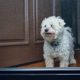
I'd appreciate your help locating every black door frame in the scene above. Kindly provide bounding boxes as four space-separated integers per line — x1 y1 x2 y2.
61 0 78 49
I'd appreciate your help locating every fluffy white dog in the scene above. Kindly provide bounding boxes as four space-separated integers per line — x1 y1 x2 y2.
40 16 76 67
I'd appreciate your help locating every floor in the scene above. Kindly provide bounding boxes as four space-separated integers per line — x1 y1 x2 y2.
19 61 45 68
18 50 80 68
18 61 78 68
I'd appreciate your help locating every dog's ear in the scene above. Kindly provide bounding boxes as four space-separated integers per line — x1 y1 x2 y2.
57 16 66 27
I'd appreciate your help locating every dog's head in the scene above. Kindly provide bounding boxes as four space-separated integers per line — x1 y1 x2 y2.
40 16 65 42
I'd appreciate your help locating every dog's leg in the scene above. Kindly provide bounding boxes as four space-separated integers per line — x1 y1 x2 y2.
70 51 76 64
45 57 54 67
60 59 69 67
70 57 76 64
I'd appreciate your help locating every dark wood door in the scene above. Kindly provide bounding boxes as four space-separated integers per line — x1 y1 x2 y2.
0 0 60 67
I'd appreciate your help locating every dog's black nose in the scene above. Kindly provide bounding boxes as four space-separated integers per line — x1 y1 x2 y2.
45 29 48 32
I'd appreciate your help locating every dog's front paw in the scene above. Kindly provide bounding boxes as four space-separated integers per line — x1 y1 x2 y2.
60 61 69 67
45 58 54 67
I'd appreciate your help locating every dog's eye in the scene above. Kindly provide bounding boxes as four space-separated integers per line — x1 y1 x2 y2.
44 25 46 27
51 24 53 27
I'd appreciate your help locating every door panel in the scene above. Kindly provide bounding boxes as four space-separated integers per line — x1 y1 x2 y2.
0 0 60 67
34 0 53 42
0 0 31 66
0 0 29 46
0 0 25 40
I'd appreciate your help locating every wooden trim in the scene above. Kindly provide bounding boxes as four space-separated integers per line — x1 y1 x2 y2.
9 60 44 67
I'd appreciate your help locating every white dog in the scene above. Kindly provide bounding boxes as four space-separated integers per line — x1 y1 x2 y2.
40 16 76 67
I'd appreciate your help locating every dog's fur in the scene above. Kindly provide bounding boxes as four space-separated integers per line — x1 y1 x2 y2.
40 16 76 67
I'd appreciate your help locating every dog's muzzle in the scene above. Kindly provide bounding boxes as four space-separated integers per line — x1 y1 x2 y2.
44 32 55 38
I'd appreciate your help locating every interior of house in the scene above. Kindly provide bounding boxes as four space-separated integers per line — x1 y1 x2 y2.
0 0 80 68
